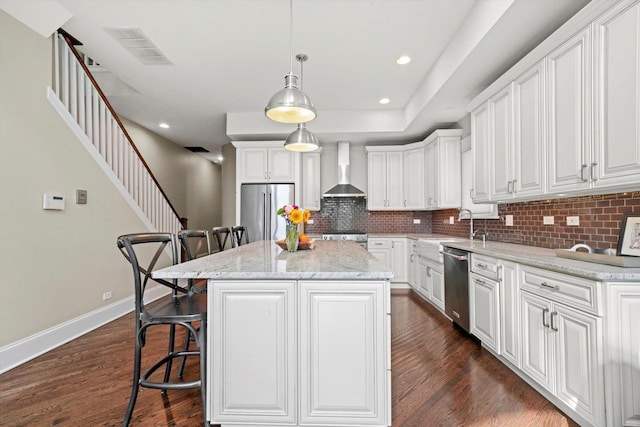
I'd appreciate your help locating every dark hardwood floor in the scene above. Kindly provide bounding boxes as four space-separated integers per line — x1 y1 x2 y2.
0 290 577 426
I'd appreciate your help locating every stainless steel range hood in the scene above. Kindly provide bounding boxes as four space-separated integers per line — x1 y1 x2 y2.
323 141 366 198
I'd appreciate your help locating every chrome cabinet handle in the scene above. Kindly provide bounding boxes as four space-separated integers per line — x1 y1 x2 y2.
427 266 432 277
507 180 513 193
512 179 517 193
591 162 598 181
497 264 503 282
542 308 549 328
550 311 558 331
580 164 588 182
476 263 487 269
403 200 407 207
540 282 559 291
473 277 485 285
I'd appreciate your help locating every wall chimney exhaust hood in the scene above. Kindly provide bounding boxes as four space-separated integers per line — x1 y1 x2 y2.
323 141 366 198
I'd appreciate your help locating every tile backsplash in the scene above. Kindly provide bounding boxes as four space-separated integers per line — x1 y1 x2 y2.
432 191 640 250
304 198 432 234
304 192 640 249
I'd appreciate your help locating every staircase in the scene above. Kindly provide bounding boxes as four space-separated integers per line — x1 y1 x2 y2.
47 31 183 234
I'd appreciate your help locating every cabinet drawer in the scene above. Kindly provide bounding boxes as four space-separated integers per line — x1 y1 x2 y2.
471 254 499 280
520 266 601 315
369 239 392 249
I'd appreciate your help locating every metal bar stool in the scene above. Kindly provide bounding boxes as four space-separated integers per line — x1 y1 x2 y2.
117 232 207 427
231 225 249 246
212 226 234 252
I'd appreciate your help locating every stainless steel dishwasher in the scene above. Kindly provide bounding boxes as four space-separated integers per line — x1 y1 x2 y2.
443 247 470 332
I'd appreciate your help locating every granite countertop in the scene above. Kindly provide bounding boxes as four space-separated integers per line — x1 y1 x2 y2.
153 240 394 280
369 233 459 240
443 240 640 282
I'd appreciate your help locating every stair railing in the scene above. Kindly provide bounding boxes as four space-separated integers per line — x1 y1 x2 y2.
51 31 184 234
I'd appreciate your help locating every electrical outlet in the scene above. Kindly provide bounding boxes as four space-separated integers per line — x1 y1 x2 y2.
103 291 112 301
567 216 580 226
307 219 314 224
449 216 455 224
505 215 514 227
543 216 555 225
413 219 421 224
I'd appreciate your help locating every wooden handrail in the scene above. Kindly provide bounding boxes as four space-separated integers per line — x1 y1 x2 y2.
58 31 183 225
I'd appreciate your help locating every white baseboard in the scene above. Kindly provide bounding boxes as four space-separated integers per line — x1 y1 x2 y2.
0 286 169 375
390 282 410 289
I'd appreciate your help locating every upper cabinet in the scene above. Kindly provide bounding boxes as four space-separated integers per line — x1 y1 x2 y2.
367 129 461 211
424 129 462 210
301 152 321 211
592 1 640 189
468 0 640 204
234 141 299 183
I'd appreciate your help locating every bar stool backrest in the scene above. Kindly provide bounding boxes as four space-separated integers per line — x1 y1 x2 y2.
177 229 212 262
212 226 234 251
231 225 249 246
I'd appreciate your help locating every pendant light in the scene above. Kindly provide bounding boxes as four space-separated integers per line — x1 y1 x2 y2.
265 0 317 124
284 54 319 152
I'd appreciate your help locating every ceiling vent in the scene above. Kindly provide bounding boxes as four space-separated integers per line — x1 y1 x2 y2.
104 27 172 65
185 147 210 153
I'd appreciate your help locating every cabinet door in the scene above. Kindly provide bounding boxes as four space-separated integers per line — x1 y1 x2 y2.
299 282 388 426
386 152 405 209
499 260 520 367
547 28 592 193
553 304 604 427
367 152 387 210
240 148 268 182
268 148 296 181
489 86 513 200
437 137 462 209
593 1 640 189
211 281 296 425
391 239 407 283
470 103 491 202
513 61 546 198
430 263 445 311
469 272 501 353
425 142 438 209
407 244 418 289
521 291 554 392
302 152 321 211
461 147 499 218
403 147 425 209
418 259 432 298
605 284 640 427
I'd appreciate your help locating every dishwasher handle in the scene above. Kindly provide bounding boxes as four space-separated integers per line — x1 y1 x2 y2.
442 251 468 262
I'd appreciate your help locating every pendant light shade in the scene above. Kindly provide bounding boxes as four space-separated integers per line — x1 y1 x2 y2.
265 74 316 123
284 123 319 152
265 0 317 124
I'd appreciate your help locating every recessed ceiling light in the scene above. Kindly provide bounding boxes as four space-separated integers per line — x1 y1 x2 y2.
396 55 411 65
159 122 170 129
379 98 390 105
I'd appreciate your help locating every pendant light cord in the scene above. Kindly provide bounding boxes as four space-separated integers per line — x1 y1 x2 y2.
289 0 293 75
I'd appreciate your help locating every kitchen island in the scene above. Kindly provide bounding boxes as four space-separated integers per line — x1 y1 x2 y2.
153 240 393 427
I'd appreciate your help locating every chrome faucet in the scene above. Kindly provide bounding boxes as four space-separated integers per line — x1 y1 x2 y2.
458 208 475 240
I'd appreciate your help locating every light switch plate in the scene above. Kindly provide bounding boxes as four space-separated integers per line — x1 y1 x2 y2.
449 216 455 224
413 219 421 224
505 215 514 226
567 216 580 226
76 189 87 204
543 216 554 225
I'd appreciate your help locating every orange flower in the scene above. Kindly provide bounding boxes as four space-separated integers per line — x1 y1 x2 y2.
289 209 303 224
303 209 311 223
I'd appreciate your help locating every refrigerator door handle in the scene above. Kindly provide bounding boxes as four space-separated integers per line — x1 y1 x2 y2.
267 192 273 240
262 192 268 241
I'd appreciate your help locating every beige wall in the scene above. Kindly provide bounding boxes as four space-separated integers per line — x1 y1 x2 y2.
0 10 152 346
0 10 221 349
122 119 222 231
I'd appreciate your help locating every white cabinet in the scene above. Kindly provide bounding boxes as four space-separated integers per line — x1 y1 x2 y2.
424 129 462 210
593 1 640 189
605 283 640 427
547 27 593 193
499 260 520 367
416 256 445 311
461 143 499 218
403 147 425 209
470 103 492 202
299 281 389 426
520 266 604 427
470 272 501 354
368 238 406 284
489 86 513 200
367 151 404 210
301 152 321 211
238 146 297 183
407 241 419 290
211 281 297 425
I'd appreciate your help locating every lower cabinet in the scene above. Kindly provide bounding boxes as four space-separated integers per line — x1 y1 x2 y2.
498 260 520 367
210 280 390 427
604 284 640 427
299 282 389 426
520 290 604 427
470 272 501 354
416 257 445 311
368 238 407 284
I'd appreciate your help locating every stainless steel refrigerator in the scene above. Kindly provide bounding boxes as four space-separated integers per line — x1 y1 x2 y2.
240 183 295 241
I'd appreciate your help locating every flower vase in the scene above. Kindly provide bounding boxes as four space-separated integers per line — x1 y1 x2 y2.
285 223 299 252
